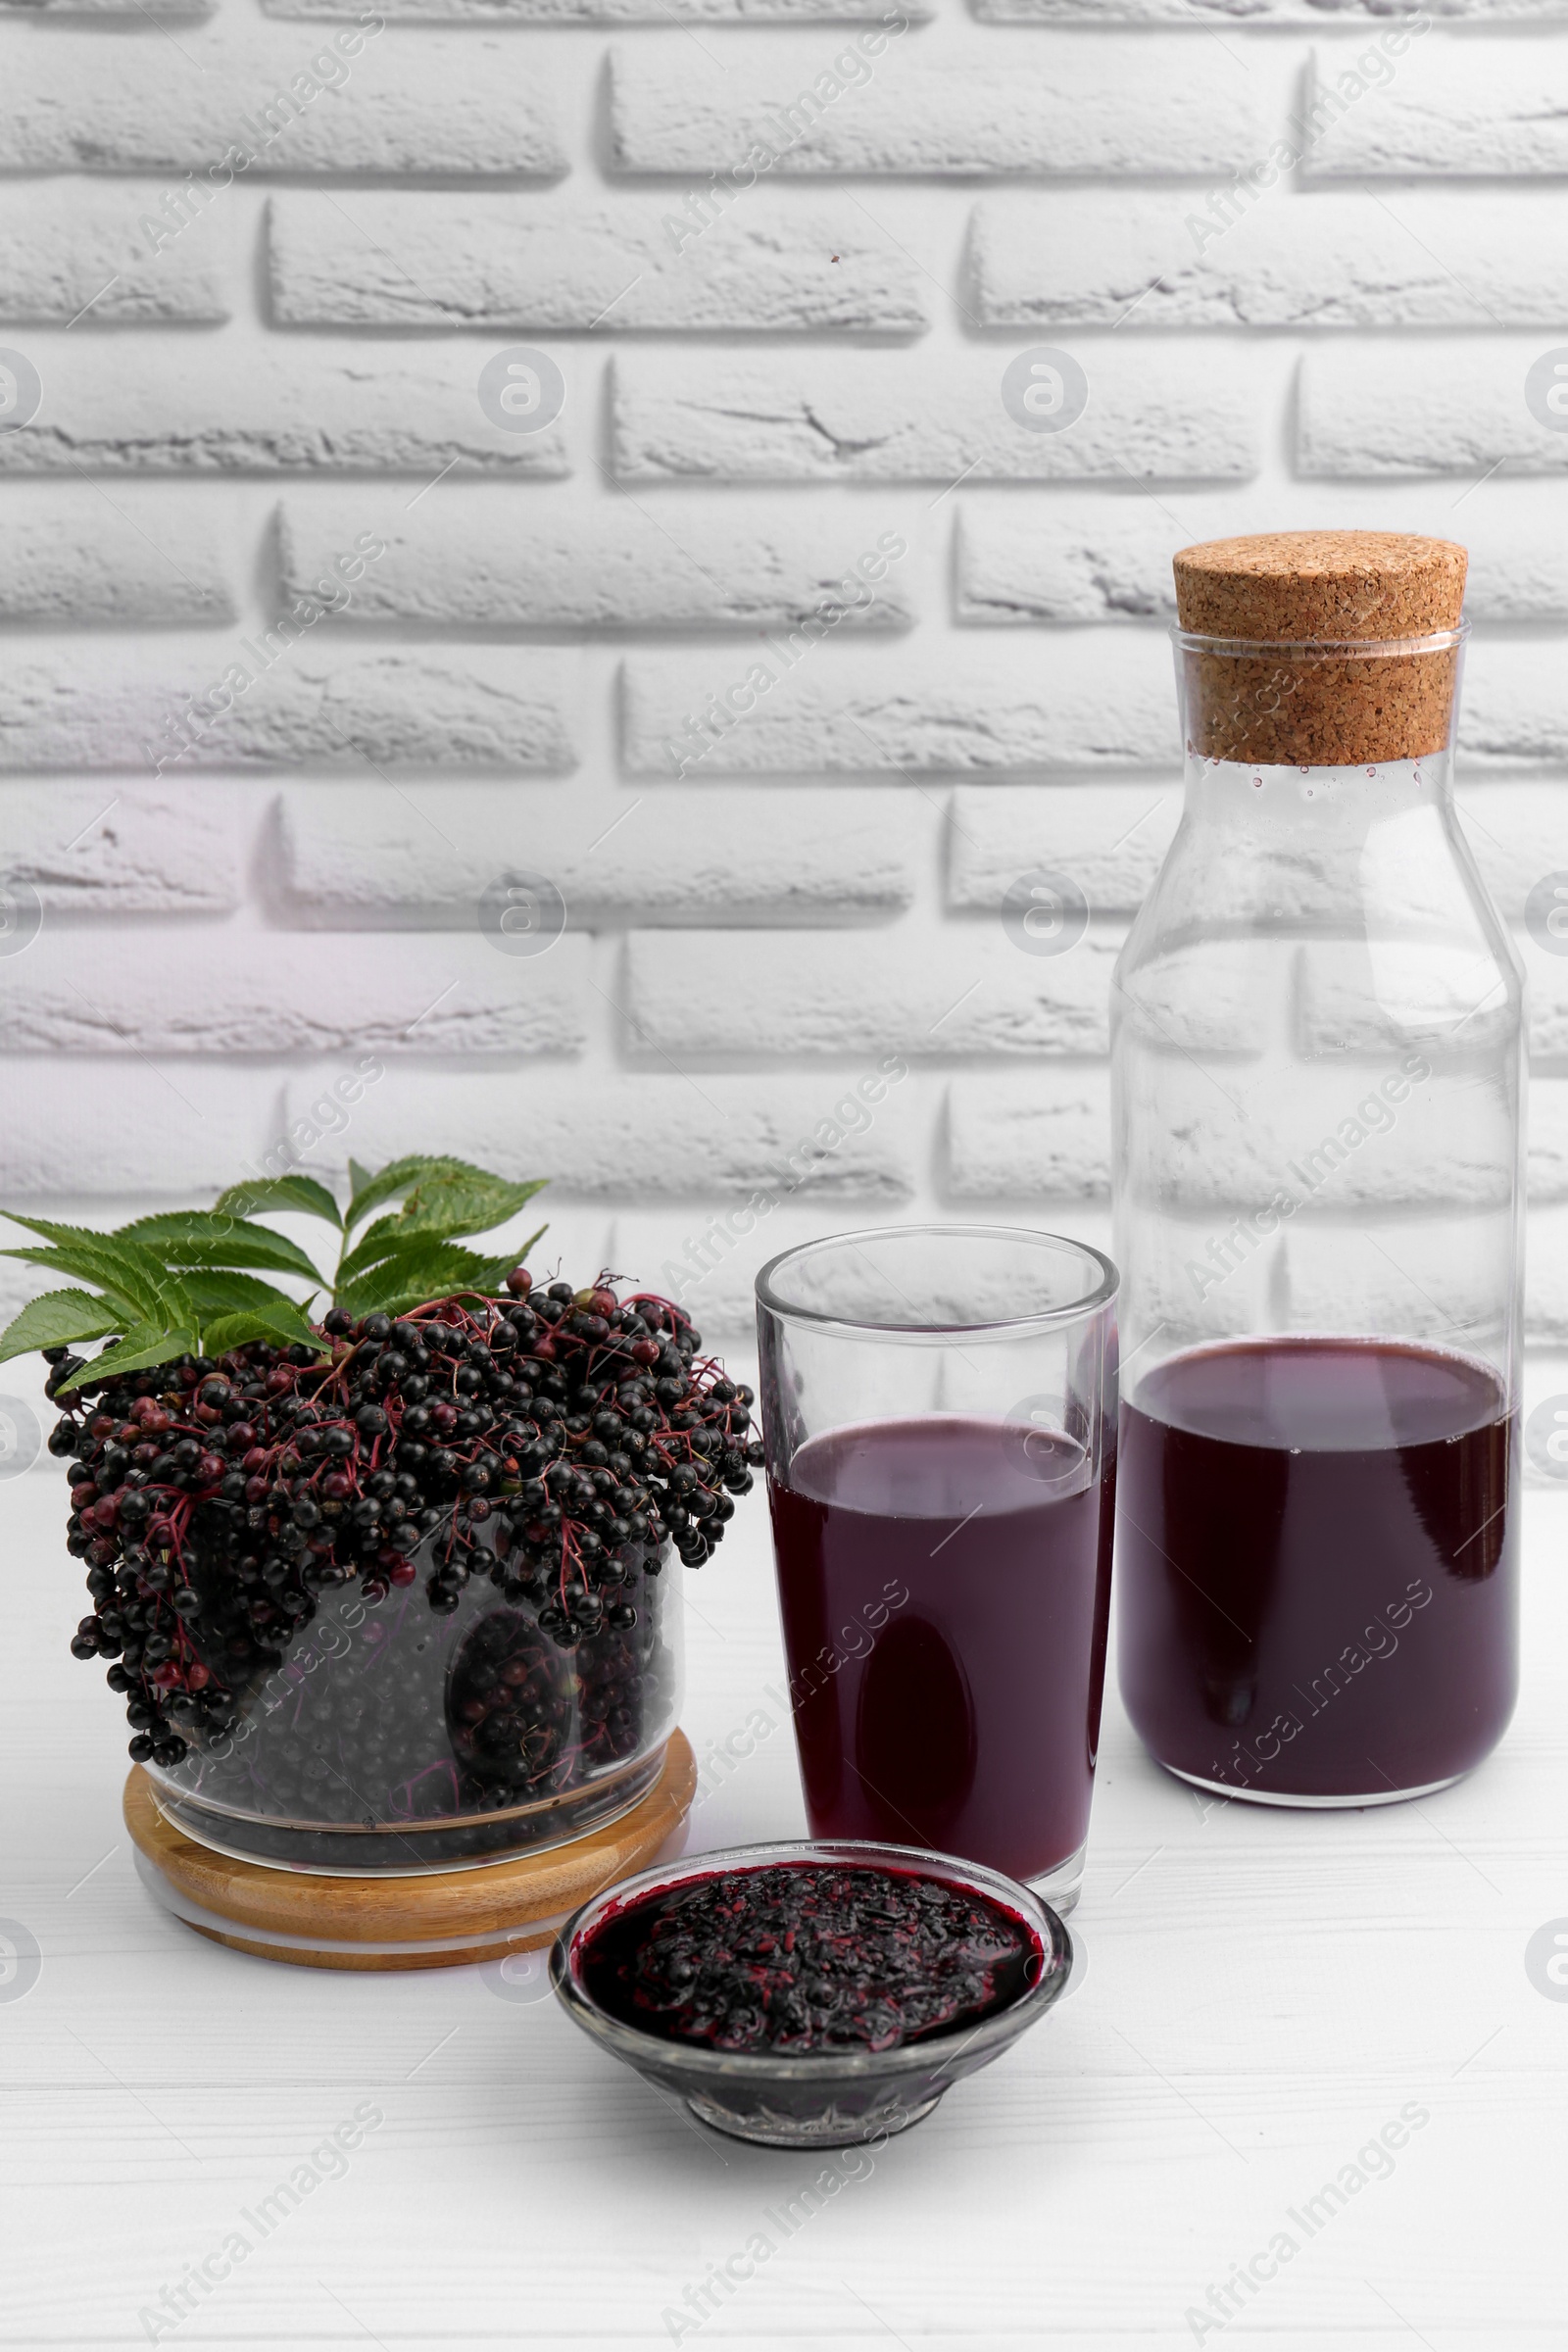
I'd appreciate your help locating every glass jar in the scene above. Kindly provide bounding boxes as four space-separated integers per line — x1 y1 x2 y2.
145 1523 682 1871
1111 533 1525 1807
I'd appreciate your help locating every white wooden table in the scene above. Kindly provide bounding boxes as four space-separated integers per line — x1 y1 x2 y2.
5 1429 1566 2352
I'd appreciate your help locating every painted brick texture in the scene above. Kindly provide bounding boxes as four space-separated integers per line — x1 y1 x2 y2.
0 0 1564 1380
606 36 1264 174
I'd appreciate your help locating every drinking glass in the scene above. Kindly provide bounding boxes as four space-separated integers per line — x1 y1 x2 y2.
755 1224 1118 1914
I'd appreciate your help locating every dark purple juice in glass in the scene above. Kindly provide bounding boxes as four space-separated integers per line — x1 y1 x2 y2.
768 1415 1116 1885
1117 1338 1519 1801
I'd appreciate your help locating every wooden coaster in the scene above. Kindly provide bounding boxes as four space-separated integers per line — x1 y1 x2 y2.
123 1730 696 1973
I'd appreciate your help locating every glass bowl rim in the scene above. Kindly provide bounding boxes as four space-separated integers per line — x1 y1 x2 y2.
754 1222 1118 1341
1172 621 1468 660
550 1836 1073 2084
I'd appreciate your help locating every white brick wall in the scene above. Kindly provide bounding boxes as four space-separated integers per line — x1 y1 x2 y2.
1 0 1566 1381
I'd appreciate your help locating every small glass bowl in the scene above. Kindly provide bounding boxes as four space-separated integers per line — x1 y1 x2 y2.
549 1837 1073 2149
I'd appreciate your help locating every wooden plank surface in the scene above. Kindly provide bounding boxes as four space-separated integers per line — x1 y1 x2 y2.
3 1435 1564 2350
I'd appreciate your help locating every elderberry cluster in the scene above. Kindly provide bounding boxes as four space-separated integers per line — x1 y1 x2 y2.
47 1271 760 1788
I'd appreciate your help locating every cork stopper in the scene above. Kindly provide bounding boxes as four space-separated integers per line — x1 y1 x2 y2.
1172 531 1468 766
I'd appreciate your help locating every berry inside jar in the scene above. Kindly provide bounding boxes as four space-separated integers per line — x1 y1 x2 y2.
578 1862 1042 2054
8 1163 761 1869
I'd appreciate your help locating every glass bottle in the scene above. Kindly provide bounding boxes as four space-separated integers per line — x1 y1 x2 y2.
1110 532 1525 1806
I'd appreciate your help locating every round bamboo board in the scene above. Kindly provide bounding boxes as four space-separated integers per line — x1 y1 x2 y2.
123 1730 696 1972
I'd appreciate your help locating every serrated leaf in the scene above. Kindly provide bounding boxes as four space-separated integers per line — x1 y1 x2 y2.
57 1320 198 1394
344 1154 483 1236
0 1289 124 1365
1 1219 169 1320
215 1175 342 1229
337 1273 505 1320
122 1251 197 1338
334 1236 517 1320
181 1271 304 1318
114 1212 324 1286
202 1302 326 1357
332 1241 492 1313
377 1170 544 1244
341 1177 547 1280
4 1213 135 1252
0 1243 158 1325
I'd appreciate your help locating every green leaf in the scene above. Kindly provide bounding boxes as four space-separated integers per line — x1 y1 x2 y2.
0 1289 124 1365
4 1213 133 1253
379 1170 545 1244
57 1320 198 1395
202 1302 327 1357
339 1274 500 1320
114 1212 324 1286
1 1220 169 1321
338 1180 547 1288
334 1236 519 1321
0 1248 140 1324
344 1154 480 1236
181 1270 305 1318
215 1175 342 1229
348 1172 545 1264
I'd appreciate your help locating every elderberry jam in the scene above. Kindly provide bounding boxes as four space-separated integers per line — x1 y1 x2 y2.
555 1838 1073 2148
577 1860 1040 2054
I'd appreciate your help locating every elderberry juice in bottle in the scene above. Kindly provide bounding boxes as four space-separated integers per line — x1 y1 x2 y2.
1111 532 1524 1804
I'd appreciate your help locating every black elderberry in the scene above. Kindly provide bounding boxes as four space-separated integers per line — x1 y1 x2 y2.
50 1263 749 1853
